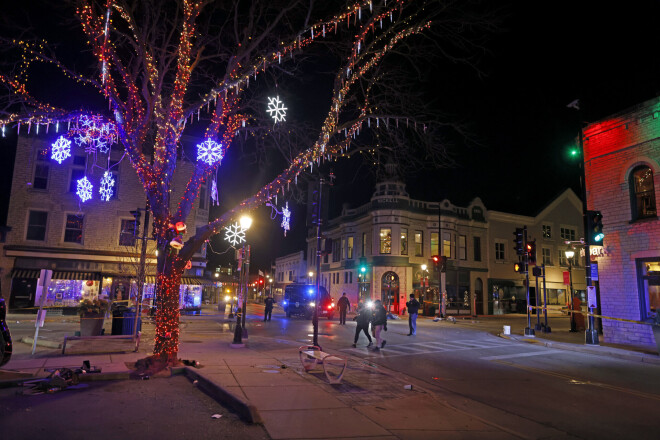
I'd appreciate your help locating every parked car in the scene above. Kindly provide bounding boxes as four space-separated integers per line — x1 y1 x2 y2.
282 284 334 319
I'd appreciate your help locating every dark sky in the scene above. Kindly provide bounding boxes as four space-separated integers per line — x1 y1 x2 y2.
3 1 660 273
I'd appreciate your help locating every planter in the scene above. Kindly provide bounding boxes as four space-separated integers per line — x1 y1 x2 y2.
80 312 104 336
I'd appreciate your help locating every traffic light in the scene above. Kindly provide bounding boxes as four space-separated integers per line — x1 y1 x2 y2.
258 276 264 287
513 227 524 255
513 261 525 273
587 210 604 244
526 240 536 265
431 255 440 272
130 209 141 237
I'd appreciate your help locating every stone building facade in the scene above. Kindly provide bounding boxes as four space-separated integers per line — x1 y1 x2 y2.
305 176 584 315
1 134 210 310
583 96 660 347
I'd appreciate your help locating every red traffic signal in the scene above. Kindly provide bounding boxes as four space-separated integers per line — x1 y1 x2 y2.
432 255 440 264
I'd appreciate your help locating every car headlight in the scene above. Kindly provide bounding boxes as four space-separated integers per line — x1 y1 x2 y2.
309 302 315 307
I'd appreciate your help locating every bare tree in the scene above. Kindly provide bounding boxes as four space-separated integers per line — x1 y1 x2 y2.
0 0 496 362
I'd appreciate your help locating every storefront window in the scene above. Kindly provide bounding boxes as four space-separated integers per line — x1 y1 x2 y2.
400 229 408 255
41 279 99 307
380 228 392 254
638 259 660 320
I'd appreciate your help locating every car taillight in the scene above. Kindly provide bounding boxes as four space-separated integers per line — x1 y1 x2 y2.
327 305 332 310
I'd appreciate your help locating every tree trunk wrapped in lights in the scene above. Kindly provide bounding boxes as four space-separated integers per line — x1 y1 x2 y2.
0 0 495 362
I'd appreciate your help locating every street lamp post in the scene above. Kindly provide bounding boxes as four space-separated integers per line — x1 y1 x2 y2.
565 249 577 332
231 215 252 346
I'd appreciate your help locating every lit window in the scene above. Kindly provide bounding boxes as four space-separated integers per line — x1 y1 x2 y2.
400 229 408 255
414 231 423 256
380 228 392 254
64 214 84 244
631 166 657 220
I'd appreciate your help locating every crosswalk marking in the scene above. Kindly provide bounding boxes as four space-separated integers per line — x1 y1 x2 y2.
480 349 564 360
341 338 513 357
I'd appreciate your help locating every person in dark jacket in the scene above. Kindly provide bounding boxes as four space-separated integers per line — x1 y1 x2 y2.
337 292 350 324
406 293 420 335
352 302 373 348
263 294 275 322
371 300 387 349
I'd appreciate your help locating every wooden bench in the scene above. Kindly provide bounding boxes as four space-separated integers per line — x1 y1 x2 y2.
62 333 140 355
298 345 347 384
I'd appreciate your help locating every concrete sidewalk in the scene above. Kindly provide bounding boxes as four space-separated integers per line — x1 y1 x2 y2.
2 309 659 439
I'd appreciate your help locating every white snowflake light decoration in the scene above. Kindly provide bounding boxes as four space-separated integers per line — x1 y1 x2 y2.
224 222 246 246
51 136 72 164
266 96 287 123
76 176 93 203
281 202 291 236
99 171 115 201
211 179 219 206
74 115 118 154
196 139 223 166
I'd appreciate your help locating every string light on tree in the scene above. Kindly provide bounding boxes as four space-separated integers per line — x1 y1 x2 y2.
76 176 93 203
224 221 246 246
266 96 287 123
51 136 72 164
99 170 115 201
196 139 223 165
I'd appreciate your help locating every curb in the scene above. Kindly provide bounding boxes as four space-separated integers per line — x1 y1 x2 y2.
20 337 62 349
183 366 262 424
498 333 660 365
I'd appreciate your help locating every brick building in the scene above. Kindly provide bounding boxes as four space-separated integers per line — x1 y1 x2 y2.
1 134 210 311
583 97 660 347
305 172 584 315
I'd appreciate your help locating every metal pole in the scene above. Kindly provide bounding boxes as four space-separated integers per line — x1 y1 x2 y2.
578 128 599 345
543 264 550 332
134 205 149 339
569 260 577 332
535 270 541 330
242 245 250 338
232 246 244 345
313 177 324 349
524 226 535 337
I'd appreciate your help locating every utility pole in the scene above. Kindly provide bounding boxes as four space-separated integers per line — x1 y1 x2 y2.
523 226 535 337
134 204 149 338
313 176 325 349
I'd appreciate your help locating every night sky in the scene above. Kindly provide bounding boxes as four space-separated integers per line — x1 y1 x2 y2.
2 1 660 273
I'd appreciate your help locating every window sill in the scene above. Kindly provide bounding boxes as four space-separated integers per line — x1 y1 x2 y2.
629 216 658 224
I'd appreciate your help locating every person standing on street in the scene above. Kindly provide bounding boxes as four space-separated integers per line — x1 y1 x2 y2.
406 293 420 336
337 292 350 324
371 299 387 349
352 302 373 348
264 293 275 322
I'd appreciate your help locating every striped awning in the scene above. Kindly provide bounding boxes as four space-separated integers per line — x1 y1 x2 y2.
10 269 41 279
52 271 102 281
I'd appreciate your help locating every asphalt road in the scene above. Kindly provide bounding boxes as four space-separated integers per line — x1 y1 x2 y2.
4 304 659 439
0 375 269 440
242 304 659 439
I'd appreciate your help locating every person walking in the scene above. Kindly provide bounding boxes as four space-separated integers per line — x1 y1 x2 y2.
337 292 350 324
263 293 275 322
406 293 420 335
371 299 387 349
352 302 373 348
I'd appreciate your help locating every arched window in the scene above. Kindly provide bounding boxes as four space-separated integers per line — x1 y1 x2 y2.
630 166 657 220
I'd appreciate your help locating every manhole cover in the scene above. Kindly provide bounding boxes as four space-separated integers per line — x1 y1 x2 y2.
181 340 203 343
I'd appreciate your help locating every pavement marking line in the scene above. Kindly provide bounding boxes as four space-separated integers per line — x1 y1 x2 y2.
340 340 515 358
480 350 564 361
492 359 660 402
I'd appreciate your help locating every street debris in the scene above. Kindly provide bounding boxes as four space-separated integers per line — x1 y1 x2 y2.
192 380 199 385
403 384 413 390
182 359 200 367
211 414 223 419
21 361 100 395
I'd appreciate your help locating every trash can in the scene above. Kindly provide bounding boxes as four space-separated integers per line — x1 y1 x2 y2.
122 309 142 335
111 305 129 335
